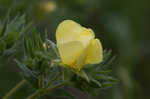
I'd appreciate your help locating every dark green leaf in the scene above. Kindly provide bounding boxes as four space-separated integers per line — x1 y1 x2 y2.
46 39 59 57
89 78 102 88
15 59 39 88
76 70 90 82
95 70 112 75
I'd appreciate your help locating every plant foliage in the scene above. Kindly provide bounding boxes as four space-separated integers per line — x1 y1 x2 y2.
1 14 117 99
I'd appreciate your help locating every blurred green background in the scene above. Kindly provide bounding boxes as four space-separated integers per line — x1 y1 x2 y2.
0 0 150 99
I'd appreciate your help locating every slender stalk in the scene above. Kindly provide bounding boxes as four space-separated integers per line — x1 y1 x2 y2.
26 91 39 99
39 75 44 88
27 74 45 99
3 80 26 99
26 89 45 99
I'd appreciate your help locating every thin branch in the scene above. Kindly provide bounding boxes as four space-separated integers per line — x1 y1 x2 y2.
3 80 26 99
39 74 44 89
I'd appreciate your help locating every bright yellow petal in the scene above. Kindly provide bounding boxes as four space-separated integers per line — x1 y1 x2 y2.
75 46 89 70
85 39 103 64
56 20 94 48
56 20 102 70
56 20 82 44
77 28 95 47
57 41 84 66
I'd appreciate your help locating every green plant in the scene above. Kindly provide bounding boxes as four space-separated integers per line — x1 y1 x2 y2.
1 15 117 99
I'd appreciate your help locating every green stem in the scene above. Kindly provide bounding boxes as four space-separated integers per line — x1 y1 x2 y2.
3 80 26 99
28 74 45 99
27 83 65 99
26 89 45 99
39 75 44 88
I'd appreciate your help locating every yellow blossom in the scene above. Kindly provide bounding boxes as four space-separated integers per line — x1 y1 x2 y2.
56 20 103 71
43 43 47 50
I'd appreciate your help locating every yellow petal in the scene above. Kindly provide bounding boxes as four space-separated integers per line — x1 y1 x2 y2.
56 20 82 44
57 41 84 66
85 39 103 64
77 27 95 47
56 20 94 48
56 20 102 70
75 46 89 70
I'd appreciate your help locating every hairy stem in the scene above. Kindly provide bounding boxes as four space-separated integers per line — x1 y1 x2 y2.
3 80 26 99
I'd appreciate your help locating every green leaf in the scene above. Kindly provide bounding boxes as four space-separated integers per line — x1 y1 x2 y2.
14 59 39 88
71 49 117 93
34 51 49 60
15 59 33 74
63 68 73 82
96 75 117 82
76 70 90 82
0 41 6 55
95 70 112 75
46 71 63 88
24 36 28 54
101 82 115 88
0 14 29 56
0 18 7 37
106 55 116 66
46 39 59 57
90 79 102 88
101 50 112 65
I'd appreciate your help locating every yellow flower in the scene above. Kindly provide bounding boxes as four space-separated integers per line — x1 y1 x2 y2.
56 20 103 71
43 43 47 50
